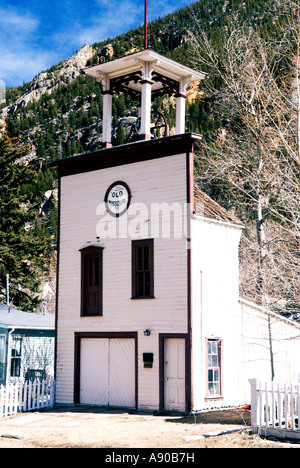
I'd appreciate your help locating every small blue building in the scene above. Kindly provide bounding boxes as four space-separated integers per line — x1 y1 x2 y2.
0 303 55 385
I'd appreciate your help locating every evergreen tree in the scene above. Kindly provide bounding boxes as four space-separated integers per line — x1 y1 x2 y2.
0 135 53 312
116 123 126 145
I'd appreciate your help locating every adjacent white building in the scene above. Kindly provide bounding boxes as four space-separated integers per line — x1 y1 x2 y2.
0 303 55 386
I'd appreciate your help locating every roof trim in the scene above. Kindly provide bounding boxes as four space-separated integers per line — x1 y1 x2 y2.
0 324 55 331
48 133 202 177
239 297 300 330
82 49 207 84
194 214 243 230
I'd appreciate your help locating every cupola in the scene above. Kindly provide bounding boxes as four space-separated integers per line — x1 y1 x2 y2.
82 49 206 147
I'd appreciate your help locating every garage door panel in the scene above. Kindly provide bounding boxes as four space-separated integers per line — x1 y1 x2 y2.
109 339 135 407
80 338 109 405
80 337 135 408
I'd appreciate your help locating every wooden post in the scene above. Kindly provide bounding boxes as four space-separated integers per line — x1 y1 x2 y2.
176 95 186 134
50 378 55 408
0 385 4 418
297 383 300 432
176 78 189 135
249 379 258 430
140 81 151 139
101 73 113 147
139 61 153 140
265 381 269 427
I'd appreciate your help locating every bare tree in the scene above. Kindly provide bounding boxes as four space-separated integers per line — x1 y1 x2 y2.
189 11 300 379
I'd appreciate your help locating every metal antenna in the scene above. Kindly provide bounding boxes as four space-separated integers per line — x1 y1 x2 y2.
144 0 148 49
6 274 10 313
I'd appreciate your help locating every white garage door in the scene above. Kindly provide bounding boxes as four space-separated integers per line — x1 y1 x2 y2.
80 338 135 408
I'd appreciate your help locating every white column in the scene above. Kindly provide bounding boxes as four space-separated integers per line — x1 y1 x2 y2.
100 73 113 147
138 60 153 140
176 77 190 135
103 92 112 145
176 95 186 134
140 81 152 139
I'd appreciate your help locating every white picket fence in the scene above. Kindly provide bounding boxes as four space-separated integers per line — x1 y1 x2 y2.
249 378 300 440
0 378 55 419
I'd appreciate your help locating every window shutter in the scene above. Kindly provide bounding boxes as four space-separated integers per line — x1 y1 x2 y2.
80 246 104 316
132 239 154 299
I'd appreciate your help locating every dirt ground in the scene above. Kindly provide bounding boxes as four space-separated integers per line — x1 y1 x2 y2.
0 406 297 449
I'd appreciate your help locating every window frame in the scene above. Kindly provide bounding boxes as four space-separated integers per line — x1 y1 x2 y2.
205 338 223 400
131 239 154 299
0 335 6 380
10 336 22 378
80 246 104 317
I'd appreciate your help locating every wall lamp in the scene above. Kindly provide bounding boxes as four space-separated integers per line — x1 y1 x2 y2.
144 329 151 336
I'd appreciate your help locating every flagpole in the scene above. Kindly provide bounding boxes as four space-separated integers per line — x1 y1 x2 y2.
144 0 148 49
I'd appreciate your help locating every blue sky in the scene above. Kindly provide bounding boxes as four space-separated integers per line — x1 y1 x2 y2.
0 0 193 88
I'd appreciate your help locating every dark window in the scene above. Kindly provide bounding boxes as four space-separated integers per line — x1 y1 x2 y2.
132 239 154 299
10 337 22 378
80 246 103 316
207 339 222 397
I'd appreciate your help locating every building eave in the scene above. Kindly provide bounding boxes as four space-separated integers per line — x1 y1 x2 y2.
48 133 202 177
82 49 207 85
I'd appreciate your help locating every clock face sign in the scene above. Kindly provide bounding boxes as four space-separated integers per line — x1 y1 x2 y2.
105 181 131 217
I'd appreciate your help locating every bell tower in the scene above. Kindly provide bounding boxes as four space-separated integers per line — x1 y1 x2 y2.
83 49 206 146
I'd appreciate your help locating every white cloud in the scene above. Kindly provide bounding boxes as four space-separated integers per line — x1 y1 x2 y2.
0 0 192 86
54 0 142 47
0 7 39 34
0 7 49 86
0 48 57 85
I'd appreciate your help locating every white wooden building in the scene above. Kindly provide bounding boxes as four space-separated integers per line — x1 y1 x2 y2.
50 50 300 413
0 303 55 386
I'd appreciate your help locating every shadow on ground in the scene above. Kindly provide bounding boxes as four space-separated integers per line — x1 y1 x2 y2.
166 408 251 426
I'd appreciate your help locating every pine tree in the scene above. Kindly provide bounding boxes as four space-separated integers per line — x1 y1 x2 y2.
0 135 53 312
116 123 126 145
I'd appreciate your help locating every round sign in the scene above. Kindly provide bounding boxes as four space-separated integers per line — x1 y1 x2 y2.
104 181 131 217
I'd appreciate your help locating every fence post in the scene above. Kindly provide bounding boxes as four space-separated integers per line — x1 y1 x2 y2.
0 385 4 418
50 378 55 408
37 379 40 409
249 379 258 431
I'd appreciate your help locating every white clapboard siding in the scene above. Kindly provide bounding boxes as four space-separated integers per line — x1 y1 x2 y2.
0 378 55 418
56 153 189 408
191 217 242 411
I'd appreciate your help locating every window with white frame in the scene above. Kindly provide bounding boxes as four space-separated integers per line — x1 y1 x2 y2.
207 339 222 398
10 336 22 378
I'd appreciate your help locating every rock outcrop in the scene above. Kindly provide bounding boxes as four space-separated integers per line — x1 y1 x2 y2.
1 44 95 118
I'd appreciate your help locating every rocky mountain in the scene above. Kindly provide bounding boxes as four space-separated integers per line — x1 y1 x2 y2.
1 0 279 160
1 0 298 314
1 44 95 118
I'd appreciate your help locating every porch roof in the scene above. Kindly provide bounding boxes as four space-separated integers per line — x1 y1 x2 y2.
0 303 55 330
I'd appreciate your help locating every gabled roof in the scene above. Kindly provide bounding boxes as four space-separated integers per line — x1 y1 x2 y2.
82 49 206 97
194 186 244 229
0 303 55 330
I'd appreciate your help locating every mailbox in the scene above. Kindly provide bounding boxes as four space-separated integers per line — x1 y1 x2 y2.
143 353 154 368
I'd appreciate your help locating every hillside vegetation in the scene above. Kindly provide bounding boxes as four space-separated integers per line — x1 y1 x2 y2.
0 0 299 315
